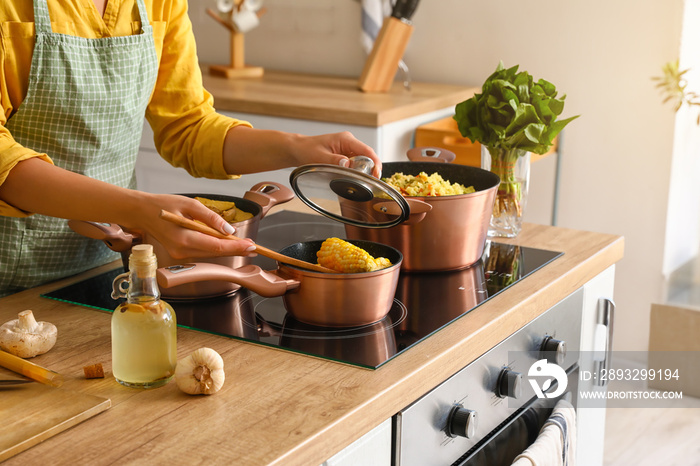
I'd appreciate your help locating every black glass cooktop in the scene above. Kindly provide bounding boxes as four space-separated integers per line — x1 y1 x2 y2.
42 211 562 369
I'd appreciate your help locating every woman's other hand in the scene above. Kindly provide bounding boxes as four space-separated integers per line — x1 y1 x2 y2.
223 127 382 178
287 131 382 178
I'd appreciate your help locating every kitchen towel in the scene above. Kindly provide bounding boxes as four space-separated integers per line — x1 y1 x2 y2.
360 0 393 54
360 0 410 89
511 399 577 466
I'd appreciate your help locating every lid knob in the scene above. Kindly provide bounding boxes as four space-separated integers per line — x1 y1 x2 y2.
348 156 375 175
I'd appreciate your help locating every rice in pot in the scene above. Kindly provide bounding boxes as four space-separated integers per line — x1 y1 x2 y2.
383 171 475 197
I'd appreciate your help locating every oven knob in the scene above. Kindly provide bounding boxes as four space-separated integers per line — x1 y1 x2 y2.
496 368 522 399
447 405 478 439
540 336 566 365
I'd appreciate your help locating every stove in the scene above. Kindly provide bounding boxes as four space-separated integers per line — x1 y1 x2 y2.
42 211 562 369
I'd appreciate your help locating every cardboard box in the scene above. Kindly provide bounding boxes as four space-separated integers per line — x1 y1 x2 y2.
648 303 700 397
414 117 556 167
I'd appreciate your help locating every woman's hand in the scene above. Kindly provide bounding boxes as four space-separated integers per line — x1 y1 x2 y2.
0 159 258 260
286 131 382 178
223 127 382 178
131 193 257 260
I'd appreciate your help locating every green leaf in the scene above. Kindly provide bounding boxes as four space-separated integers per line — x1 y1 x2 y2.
453 62 579 153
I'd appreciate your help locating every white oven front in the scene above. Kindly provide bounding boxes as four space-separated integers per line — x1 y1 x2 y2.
393 289 583 466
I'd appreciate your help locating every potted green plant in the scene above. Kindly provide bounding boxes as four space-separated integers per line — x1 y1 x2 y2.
453 62 578 237
653 59 700 124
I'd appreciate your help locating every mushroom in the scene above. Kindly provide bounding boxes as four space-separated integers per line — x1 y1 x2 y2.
0 310 58 358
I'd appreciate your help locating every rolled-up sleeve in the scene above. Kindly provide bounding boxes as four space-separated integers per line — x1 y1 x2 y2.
0 20 54 218
146 0 250 179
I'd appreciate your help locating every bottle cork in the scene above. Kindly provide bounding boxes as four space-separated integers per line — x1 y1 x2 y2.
129 244 157 277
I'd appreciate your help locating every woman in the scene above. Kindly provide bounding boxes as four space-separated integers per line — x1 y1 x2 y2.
0 0 381 297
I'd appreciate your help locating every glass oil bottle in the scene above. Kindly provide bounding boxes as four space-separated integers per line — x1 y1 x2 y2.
111 244 177 388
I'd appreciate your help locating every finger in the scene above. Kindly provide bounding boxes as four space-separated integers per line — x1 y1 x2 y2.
218 238 257 257
337 134 382 177
371 157 383 178
173 233 256 259
184 202 236 236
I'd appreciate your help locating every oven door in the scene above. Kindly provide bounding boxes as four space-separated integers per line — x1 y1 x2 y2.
453 364 579 466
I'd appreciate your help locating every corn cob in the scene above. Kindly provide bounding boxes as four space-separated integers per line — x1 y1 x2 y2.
316 237 392 273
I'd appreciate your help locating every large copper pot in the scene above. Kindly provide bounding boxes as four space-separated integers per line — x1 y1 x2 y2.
344 148 500 272
156 239 403 327
68 182 293 299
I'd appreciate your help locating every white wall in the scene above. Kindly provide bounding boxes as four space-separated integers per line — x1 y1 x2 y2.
190 0 688 357
663 0 700 277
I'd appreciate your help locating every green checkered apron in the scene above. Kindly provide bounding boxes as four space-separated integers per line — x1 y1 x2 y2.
0 0 158 297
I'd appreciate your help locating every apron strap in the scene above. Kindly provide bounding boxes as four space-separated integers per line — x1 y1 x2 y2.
33 1 152 35
33 0 52 35
135 0 151 30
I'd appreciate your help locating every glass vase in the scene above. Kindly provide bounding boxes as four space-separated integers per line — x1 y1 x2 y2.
481 145 531 238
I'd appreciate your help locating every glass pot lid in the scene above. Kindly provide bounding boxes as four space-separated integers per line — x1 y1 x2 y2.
289 164 410 228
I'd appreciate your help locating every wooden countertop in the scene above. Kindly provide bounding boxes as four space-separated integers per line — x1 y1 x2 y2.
201 69 477 127
0 214 623 465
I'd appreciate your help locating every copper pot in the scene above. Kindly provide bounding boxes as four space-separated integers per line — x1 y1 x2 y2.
68 182 293 299
344 148 500 272
156 239 403 327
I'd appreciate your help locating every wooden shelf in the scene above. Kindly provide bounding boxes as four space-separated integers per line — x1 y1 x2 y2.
201 69 478 127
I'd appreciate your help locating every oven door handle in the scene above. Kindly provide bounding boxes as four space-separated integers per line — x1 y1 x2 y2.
593 297 615 387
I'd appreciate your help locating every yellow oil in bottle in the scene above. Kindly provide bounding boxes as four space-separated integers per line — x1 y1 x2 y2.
112 300 177 388
111 244 177 389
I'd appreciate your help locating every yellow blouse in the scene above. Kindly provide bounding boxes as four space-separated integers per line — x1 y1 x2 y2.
0 0 250 217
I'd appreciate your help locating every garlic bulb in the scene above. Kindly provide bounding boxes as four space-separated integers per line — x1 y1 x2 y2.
175 347 225 395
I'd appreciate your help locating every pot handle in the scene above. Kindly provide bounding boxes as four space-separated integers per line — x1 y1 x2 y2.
403 199 433 225
243 182 295 217
373 199 432 225
156 263 300 298
406 146 456 164
67 220 136 252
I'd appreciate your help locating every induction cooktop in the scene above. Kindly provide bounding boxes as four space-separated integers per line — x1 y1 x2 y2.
42 211 562 369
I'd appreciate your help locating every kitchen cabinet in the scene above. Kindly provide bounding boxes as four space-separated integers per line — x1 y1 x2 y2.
321 419 392 466
134 70 477 198
0 220 622 465
577 265 616 465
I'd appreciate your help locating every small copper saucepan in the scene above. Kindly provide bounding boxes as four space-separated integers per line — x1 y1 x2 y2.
156 239 403 327
68 182 294 299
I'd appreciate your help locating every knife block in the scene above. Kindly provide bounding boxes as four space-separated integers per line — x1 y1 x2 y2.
358 17 414 93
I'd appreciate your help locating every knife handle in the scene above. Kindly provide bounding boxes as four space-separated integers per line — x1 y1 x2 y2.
391 0 420 21
358 16 414 93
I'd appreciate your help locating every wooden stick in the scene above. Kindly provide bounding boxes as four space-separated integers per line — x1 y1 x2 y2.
159 210 337 274
0 350 63 387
